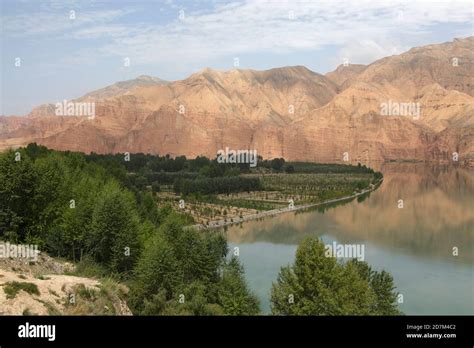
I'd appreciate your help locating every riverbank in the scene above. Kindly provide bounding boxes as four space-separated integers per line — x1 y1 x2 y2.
189 179 383 230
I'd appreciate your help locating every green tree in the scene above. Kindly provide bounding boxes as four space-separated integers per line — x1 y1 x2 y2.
271 237 401 315
31 155 72 247
271 158 285 171
129 229 180 313
347 260 401 315
285 165 295 173
217 257 260 315
159 214 227 285
89 182 141 274
47 172 102 260
0 150 36 242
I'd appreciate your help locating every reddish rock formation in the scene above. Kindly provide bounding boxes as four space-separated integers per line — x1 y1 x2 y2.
0 37 472 166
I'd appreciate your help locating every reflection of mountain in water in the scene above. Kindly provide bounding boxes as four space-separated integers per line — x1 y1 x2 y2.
225 164 474 264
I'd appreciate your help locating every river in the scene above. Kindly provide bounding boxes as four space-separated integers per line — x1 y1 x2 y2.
224 163 474 315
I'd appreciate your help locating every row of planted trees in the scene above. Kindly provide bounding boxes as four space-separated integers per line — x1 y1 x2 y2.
173 176 262 195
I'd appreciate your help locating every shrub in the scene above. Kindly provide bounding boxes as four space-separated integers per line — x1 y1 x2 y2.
3 281 40 299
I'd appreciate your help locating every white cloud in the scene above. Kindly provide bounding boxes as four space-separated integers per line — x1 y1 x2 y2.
2 6 133 38
94 0 473 65
337 39 408 66
2 0 472 66
67 25 134 40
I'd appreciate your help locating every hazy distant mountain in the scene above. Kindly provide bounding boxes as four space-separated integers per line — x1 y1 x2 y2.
0 37 472 166
325 64 366 91
78 75 168 101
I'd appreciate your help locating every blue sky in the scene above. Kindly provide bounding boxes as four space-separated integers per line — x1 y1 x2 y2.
1 0 472 115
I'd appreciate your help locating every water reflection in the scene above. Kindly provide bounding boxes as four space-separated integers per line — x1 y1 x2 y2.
226 164 474 264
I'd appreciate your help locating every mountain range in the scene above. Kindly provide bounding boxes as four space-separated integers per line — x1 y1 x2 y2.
1 37 473 166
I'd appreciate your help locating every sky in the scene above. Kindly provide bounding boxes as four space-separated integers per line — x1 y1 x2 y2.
1 0 473 115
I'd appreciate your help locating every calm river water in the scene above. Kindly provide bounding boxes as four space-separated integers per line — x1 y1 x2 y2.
224 163 474 314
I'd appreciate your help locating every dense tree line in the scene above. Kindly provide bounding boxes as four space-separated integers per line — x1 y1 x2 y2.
282 162 378 175
84 152 381 192
0 144 259 315
173 176 262 196
85 152 251 175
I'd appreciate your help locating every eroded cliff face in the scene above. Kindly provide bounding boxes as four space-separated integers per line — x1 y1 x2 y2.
1 38 473 166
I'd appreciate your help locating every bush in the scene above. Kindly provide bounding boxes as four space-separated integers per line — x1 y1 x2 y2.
151 181 161 193
3 281 40 299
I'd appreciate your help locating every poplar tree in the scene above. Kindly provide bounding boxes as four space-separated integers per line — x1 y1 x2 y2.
271 237 402 315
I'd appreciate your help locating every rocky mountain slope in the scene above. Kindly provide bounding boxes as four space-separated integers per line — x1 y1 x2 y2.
0 37 472 166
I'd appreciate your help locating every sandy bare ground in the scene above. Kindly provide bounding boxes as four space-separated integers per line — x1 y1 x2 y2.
0 268 101 315
0 244 132 315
